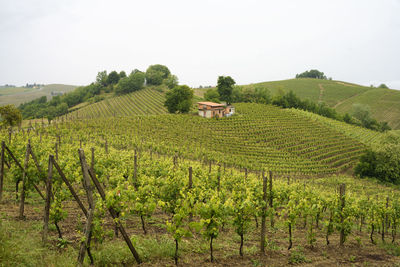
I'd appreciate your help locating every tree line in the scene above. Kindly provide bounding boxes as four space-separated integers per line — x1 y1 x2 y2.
18 64 177 121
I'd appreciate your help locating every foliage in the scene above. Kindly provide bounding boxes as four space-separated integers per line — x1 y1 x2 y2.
296 69 327 79
378 83 389 89
145 64 171 86
96 71 108 87
115 71 145 95
204 89 220 103
0 104 22 126
217 76 235 105
164 85 194 113
164 74 179 89
355 136 400 184
107 71 120 85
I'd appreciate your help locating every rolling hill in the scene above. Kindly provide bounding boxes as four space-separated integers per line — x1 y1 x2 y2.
65 88 167 119
0 84 77 106
196 78 400 129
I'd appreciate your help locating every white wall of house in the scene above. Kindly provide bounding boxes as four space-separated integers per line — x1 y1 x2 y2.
198 110 205 117
205 110 212 118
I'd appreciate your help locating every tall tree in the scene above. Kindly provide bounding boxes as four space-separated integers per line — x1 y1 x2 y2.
96 71 108 86
164 85 193 113
107 71 120 85
217 76 235 105
146 64 171 85
115 71 145 95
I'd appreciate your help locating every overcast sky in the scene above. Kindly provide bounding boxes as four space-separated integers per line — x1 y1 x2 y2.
0 0 399 89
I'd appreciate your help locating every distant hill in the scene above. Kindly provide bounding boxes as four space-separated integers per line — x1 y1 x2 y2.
65 88 167 119
0 84 77 106
195 78 400 129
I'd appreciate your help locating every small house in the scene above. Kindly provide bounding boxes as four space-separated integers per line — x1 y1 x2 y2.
197 102 235 118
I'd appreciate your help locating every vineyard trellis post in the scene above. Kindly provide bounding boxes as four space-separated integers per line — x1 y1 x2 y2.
87 167 142 264
78 149 95 265
0 141 4 201
188 166 193 222
269 171 274 227
19 140 31 219
42 155 53 244
260 170 267 254
339 183 346 246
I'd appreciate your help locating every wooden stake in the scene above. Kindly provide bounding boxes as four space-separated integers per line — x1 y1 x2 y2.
19 140 31 219
260 170 267 254
0 141 4 200
339 183 346 246
42 155 53 244
87 168 142 264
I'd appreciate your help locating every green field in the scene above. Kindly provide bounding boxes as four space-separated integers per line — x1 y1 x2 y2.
1 103 399 266
66 88 167 119
195 78 400 129
0 84 77 106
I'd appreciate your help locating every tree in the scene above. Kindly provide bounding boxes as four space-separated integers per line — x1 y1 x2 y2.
96 71 108 86
107 71 120 85
378 83 389 89
164 74 179 89
204 89 220 103
119 71 127 79
115 71 145 95
145 64 171 85
0 105 22 127
296 69 327 79
217 76 235 105
164 85 193 113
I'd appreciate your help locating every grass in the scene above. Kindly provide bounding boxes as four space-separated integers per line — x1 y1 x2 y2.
0 84 77 106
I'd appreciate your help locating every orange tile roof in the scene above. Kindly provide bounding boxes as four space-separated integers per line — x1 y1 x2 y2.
197 101 225 107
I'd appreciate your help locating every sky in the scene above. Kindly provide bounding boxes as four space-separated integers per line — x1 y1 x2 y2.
0 0 399 89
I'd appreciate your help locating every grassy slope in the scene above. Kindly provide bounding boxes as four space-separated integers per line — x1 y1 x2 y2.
0 84 77 106
195 78 400 129
66 88 167 119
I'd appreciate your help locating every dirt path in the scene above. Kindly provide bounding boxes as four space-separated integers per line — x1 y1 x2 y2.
333 92 364 108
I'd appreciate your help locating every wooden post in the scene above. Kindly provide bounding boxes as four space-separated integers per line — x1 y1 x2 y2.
269 171 274 227
87 168 142 264
0 141 4 201
42 155 53 244
188 166 193 222
77 149 95 266
134 150 137 183
105 139 108 154
55 142 58 161
339 183 346 246
19 140 31 219
209 161 212 173
244 168 248 179
91 147 95 171
260 170 267 254
217 164 221 192
52 157 88 217
8 128 12 144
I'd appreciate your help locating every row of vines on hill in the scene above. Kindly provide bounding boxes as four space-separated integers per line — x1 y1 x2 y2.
0 125 399 265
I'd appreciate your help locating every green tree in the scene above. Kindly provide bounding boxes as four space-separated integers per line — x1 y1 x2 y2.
145 64 171 85
296 69 327 79
217 76 235 105
164 74 179 89
0 105 22 127
119 71 127 79
204 89 220 103
164 85 194 113
115 71 145 95
378 83 389 89
96 70 108 86
107 71 120 85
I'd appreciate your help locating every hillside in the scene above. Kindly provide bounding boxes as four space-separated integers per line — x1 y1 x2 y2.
61 102 373 175
66 87 167 119
196 78 400 129
0 84 77 106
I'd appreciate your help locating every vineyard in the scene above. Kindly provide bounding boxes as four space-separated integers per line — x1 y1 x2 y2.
57 103 371 175
0 119 400 266
66 88 167 119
